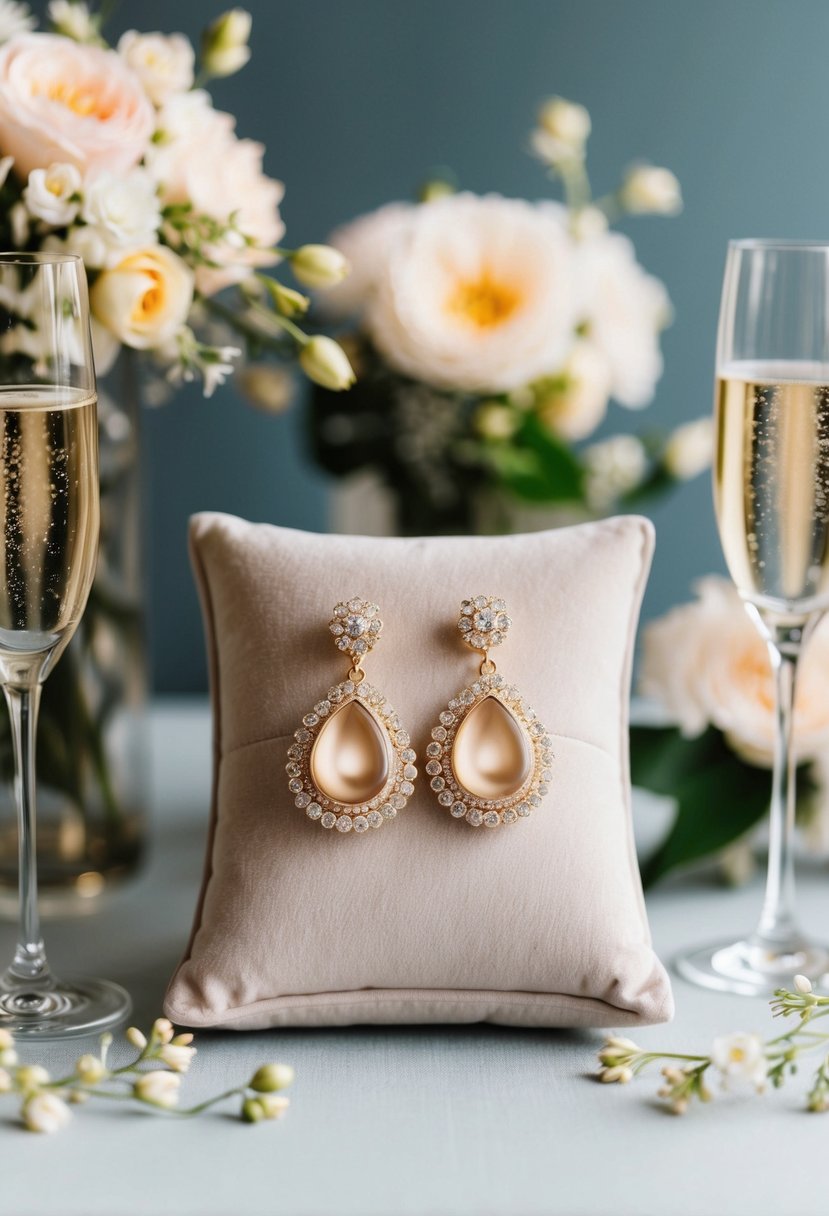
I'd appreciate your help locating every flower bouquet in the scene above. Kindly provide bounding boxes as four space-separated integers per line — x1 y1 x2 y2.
633 577 829 886
311 96 711 535
0 0 355 900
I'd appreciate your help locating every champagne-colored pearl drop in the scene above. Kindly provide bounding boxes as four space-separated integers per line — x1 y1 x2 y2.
310 700 391 805
451 696 532 800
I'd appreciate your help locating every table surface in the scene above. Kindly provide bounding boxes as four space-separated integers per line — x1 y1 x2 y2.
2 700 827 1216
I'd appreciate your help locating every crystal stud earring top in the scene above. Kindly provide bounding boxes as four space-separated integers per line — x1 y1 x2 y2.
427 596 552 827
286 598 417 833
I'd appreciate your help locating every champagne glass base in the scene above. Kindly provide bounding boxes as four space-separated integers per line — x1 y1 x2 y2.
675 937 829 997
0 977 131 1039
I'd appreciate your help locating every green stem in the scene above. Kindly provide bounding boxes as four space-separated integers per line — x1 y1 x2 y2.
202 296 299 353
171 1087 244 1116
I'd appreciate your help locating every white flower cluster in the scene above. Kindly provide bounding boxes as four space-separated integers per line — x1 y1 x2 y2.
0 5 355 394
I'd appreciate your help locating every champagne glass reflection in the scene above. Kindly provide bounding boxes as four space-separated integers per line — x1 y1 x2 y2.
677 239 829 995
0 253 131 1036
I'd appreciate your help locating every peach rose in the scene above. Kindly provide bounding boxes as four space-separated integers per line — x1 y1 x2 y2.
641 577 829 766
89 246 193 351
0 33 155 181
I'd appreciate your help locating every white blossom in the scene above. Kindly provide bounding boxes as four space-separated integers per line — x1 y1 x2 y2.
81 169 161 257
0 0 34 42
620 164 683 216
117 30 194 105
47 0 99 42
663 416 713 480
583 434 647 510
22 162 82 226
711 1032 767 1090
134 1070 180 1108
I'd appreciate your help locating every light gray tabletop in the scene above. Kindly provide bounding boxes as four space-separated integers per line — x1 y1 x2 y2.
2 700 827 1216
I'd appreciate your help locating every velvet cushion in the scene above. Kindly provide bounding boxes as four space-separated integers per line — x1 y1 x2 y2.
164 512 673 1029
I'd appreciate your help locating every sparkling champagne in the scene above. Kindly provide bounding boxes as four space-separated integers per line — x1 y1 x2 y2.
0 386 98 653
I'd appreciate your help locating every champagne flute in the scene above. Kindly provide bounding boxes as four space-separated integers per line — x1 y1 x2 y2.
0 253 131 1036
677 239 829 995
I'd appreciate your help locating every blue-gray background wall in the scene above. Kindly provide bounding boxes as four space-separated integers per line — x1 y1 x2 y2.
31 0 829 690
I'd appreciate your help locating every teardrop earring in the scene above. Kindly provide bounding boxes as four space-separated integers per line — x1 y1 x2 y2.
286 598 417 834
426 597 552 828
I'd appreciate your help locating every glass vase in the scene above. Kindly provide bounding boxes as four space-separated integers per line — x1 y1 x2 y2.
0 357 148 913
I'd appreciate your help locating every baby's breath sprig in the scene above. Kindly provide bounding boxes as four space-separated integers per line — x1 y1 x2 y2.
0 1018 294 1133
597 976 829 1115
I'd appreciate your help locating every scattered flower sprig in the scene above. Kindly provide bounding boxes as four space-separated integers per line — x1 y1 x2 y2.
597 975 829 1114
0 1017 294 1133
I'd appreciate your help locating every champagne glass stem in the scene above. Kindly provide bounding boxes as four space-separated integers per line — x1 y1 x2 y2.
3 680 50 988
750 613 816 952
756 638 800 946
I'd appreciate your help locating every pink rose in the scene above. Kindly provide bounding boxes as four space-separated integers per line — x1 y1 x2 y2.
0 33 155 181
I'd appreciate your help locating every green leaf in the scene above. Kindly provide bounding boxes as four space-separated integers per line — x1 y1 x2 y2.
631 725 772 887
485 414 584 503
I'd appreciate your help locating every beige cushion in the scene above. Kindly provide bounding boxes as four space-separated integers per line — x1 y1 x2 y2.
164 512 673 1030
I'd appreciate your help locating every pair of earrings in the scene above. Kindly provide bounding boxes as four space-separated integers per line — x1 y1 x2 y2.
286 596 552 834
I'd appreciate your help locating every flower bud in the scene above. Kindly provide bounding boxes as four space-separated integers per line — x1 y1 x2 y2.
291 244 350 290
22 1092 71 1134
257 1094 290 1120
75 1054 107 1085
0 1048 18 1068
159 1043 197 1073
171 1033 195 1047
126 1027 147 1050
269 281 310 318
249 1063 295 1093
531 97 591 165
619 165 682 216
0 1067 11 1093
152 1017 174 1045
795 974 814 995
134 1070 180 1109
0 1029 15 1050
201 8 252 78
241 1096 264 1123
16 1065 50 1093
474 402 519 441
663 417 713 480
300 336 356 391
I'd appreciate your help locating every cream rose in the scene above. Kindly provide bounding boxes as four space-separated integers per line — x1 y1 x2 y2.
366 193 579 393
81 169 161 257
641 577 829 765
90 245 193 350
0 33 155 180
148 89 283 295
323 201 414 317
117 30 194 106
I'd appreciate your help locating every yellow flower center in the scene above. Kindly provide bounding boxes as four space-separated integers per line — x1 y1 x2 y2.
729 1047 745 1063
34 77 115 121
445 272 520 330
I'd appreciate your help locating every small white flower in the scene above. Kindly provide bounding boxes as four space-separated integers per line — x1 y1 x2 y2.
300 336 356 391
22 1092 71 1134
599 1065 633 1084
75 1054 107 1084
663 416 713 480
126 1026 148 1050
532 96 591 165
42 224 109 270
47 0 99 43
290 244 350 290
22 163 82 227
0 1067 11 1092
795 975 814 995
159 1043 197 1073
584 434 648 510
256 1094 290 1119
620 164 683 216
118 31 195 106
201 8 252 78
0 0 34 42
711 1032 767 1089
81 170 161 256
0 1047 17 1068
134 1070 180 1108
